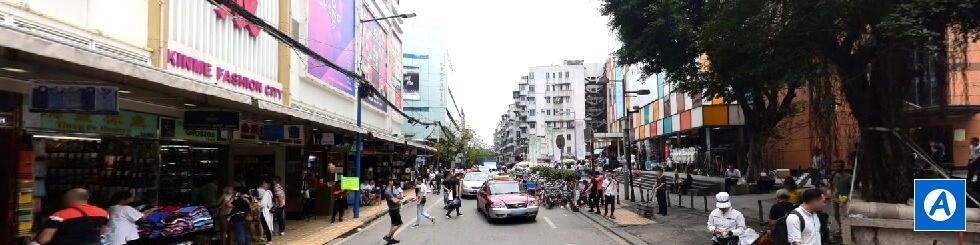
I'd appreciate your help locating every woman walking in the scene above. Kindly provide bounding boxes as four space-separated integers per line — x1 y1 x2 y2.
256 180 275 242
106 191 158 245
412 177 436 227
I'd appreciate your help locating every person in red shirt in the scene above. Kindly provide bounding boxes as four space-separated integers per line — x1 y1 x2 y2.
331 182 348 223
596 170 606 206
34 188 109 245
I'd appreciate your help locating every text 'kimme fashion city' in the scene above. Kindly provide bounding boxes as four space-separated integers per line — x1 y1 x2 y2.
167 50 284 100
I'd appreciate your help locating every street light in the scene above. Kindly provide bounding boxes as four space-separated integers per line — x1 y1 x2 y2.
622 88 649 202
353 13 417 219
360 13 417 23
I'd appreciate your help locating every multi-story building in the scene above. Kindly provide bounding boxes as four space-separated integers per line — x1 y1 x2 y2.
399 0 452 142
496 61 603 164
0 0 433 242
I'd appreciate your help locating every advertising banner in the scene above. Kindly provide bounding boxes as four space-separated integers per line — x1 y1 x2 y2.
575 120 586 160
234 121 304 145
390 35 403 110
160 118 226 143
307 0 356 96
403 66 420 100
38 111 158 138
360 5 389 111
30 85 118 114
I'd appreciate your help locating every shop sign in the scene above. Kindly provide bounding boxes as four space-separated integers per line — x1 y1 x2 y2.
167 48 284 103
0 114 13 128
340 176 359 191
312 132 335 146
38 111 158 138
160 118 226 143
29 84 119 114
235 122 303 145
184 111 241 130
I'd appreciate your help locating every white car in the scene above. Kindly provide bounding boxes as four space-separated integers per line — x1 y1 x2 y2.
460 172 489 197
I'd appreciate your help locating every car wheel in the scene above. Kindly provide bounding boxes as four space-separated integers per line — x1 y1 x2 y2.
527 215 537 221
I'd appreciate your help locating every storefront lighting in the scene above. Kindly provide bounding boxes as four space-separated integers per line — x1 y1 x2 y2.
33 135 101 141
1 67 28 73
263 119 273 122
189 147 218 150
161 145 190 148
119 90 132 94
184 103 197 107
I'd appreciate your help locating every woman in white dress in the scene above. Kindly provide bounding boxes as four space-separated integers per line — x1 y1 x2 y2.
256 180 275 242
106 191 158 245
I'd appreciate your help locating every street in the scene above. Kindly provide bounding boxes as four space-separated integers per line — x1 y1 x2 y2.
330 194 629 245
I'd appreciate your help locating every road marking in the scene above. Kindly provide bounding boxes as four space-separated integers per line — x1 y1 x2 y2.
544 216 558 229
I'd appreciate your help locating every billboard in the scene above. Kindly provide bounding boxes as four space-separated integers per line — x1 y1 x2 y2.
30 85 119 114
585 80 609 133
360 5 389 111
307 0 356 96
403 66 420 100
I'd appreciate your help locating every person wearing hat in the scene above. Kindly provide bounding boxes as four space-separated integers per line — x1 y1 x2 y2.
707 192 758 245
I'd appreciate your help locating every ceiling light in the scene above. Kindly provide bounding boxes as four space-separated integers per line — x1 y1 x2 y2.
264 119 273 122
184 103 196 107
119 90 132 94
1 67 28 73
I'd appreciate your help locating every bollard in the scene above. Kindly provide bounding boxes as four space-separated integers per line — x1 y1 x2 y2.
690 191 695 209
677 192 683 208
667 190 671 206
703 195 709 211
758 200 764 223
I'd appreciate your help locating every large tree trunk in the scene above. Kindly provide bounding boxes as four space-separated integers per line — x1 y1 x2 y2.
839 46 915 203
745 132 765 183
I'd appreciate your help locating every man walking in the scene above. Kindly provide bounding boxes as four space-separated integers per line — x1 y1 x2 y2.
382 179 409 244
412 177 435 227
786 189 825 245
271 176 286 236
442 172 462 218
829 160 852 225
968 138 980 185
33 188 109 245
655 169 668 216
585 172 600 213
596 170 606 206
811 148 827 187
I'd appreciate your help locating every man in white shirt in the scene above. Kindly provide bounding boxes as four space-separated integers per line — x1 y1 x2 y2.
707 192 758 245
786 189 826 245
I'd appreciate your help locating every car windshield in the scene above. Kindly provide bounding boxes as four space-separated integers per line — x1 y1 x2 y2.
463 173 488 181
489 182 522 195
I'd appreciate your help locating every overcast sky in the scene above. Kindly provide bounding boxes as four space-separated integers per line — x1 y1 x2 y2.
402 0 611 146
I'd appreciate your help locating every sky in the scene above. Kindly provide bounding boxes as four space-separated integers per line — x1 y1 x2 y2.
401 0 612 145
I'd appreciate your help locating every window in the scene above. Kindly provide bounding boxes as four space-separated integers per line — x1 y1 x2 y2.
565 71 570 78
546 73 550 79
528 110 536 116
527 97 535 102
521 128 528 133
566 134 571 140
545 97 551 103
546 110 552 115
559 72 563 78
546 86 551 91
404 107 429 112
529 85 535 92
566 147 572 153
529 122 536 128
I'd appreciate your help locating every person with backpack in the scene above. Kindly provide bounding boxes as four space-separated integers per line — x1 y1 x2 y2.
774 188 825 245
707 192 758 245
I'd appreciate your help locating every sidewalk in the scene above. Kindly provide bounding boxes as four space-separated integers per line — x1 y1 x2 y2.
272 192 417 245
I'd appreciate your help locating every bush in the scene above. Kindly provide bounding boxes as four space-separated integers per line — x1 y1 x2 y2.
530 166 577 181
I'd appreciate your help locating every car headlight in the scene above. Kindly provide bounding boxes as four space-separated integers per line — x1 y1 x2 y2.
491 203 506 209
527 202 538 208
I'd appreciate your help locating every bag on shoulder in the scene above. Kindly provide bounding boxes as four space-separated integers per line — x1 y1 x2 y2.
772 210 805 245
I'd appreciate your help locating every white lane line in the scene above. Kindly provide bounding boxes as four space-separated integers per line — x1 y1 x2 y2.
544 216 558 229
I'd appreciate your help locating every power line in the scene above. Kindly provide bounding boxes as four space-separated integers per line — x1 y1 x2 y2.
206 0 446 131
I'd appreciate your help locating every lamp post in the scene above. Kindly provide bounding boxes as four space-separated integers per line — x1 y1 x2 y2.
353 13 416 219
622 89 650 202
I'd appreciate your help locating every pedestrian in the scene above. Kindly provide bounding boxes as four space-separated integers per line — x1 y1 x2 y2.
217 186 236 245
783 177 802 205
767 189 795 232
331 181 348 223
271 176 286 236
602 172 619 219
106 191 159 245
596 170 606 206
655 169 668 216
442 172 463 218
412 177 436 228
585 172 599 213
707 192 758 245
785 189 825 245
382 179 408 244
811 148 827 187
255 180 274 242
228 188 253 245
968 138 980 184
829 160 852 225
724 165 741 193
32 188 109 245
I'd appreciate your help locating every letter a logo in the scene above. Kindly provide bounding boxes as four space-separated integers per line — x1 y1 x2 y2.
914 179 966 231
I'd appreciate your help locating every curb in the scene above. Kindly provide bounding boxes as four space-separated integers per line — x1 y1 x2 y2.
577 210 649 245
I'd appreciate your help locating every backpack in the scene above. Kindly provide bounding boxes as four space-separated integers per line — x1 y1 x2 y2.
772 210 805 245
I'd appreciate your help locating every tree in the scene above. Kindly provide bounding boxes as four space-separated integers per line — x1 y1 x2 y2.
433 126 492 168
601 0 813 181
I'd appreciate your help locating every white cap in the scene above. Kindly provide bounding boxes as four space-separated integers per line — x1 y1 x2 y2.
716 192 732 208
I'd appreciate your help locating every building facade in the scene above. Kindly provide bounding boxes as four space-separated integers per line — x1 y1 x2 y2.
0 0 433 242
399 2 452 141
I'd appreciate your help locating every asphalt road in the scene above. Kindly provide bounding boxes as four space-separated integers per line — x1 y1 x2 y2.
330 194 629 245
